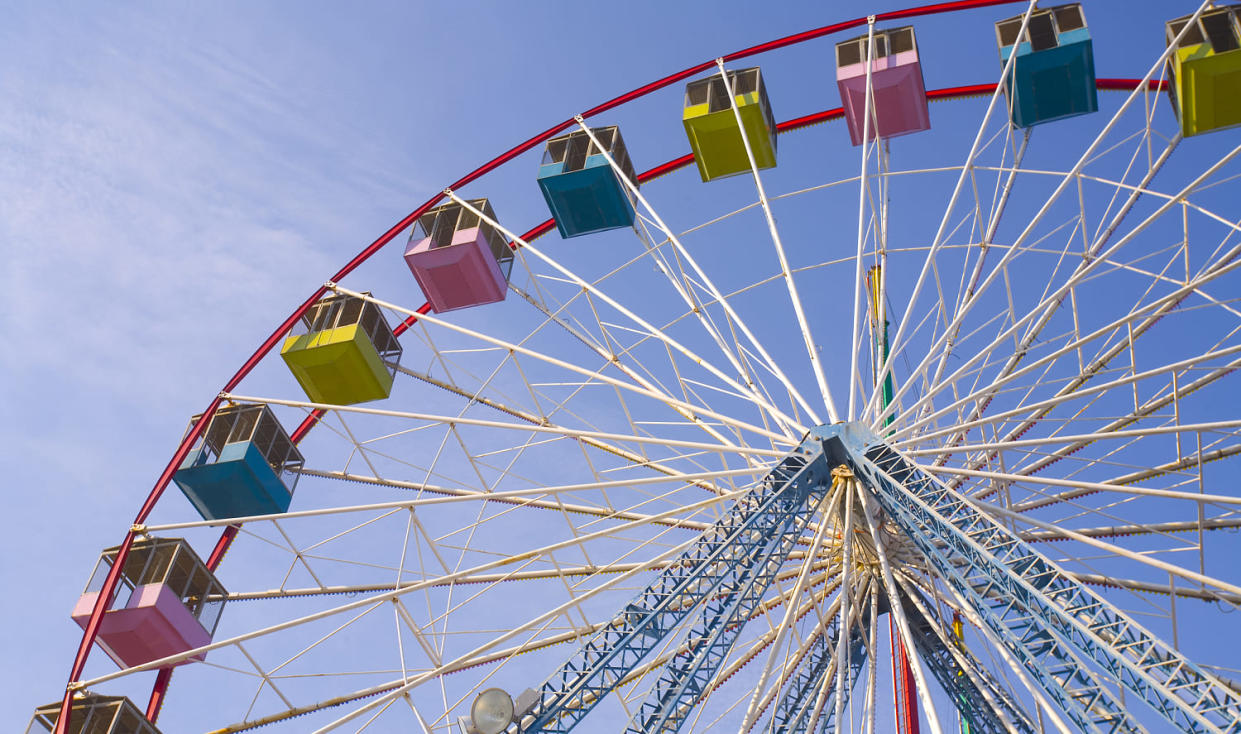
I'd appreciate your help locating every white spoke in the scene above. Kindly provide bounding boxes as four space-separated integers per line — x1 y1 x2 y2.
897 419 1241 455
854 477 945 734
81 487 741 686
900 344 1241 448
737 481 841 732
573 117 826 427
849 19 878 421
864 0 1039 424
223 393 786 458
970 495 1241 599
711 60 841 423
445 192 806 444
875 2 1218 427
920 463 1241 510
835 472 855 728
888 140 1241 439
334 285 792 446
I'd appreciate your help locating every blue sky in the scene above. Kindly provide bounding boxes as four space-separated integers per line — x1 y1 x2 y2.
3 1 1236 731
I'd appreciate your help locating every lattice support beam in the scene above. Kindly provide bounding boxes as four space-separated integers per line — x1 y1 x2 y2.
521 421 1241 733
522 441 833 733
816 422 1241 734
625 477 825 732
770 612 841 734
766 591 868 734
897 585 1037 734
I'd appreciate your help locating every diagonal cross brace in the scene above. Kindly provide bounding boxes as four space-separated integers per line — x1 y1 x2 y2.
625 471 823 732
764 584 867 734
898 585 1038 734
815 421 1241 734
769 602 844 734
855 444 1147 733
523 443 832 733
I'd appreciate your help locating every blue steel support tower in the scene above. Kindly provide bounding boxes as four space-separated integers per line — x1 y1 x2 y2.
835 422 1241 734
515 422 1241 733
767 600 867 734
522 445 834 733
896 587 1037 734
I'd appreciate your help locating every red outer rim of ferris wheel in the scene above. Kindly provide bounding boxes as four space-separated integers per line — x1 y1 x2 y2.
54 0 1174 729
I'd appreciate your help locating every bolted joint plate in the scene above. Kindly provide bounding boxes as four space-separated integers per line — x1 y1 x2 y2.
802 421 881 471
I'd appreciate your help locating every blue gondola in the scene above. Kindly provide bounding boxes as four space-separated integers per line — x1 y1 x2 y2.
996 4 1097 128
172 403 303 520
537 126 637 238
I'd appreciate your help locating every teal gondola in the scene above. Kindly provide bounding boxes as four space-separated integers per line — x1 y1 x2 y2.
537 126 637 239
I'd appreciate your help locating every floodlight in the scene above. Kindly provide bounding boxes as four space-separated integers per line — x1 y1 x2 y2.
470 688 515 734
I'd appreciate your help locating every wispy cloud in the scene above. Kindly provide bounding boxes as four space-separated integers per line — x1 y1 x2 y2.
0 6 426 722
1 6 421 401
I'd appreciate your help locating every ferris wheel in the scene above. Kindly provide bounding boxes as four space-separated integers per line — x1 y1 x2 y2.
29 1 1241 733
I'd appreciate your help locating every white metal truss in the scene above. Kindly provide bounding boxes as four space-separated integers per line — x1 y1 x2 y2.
62 6 1241 732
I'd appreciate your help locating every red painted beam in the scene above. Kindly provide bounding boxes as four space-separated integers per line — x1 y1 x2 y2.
143 522 243 720
899 633 921 733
